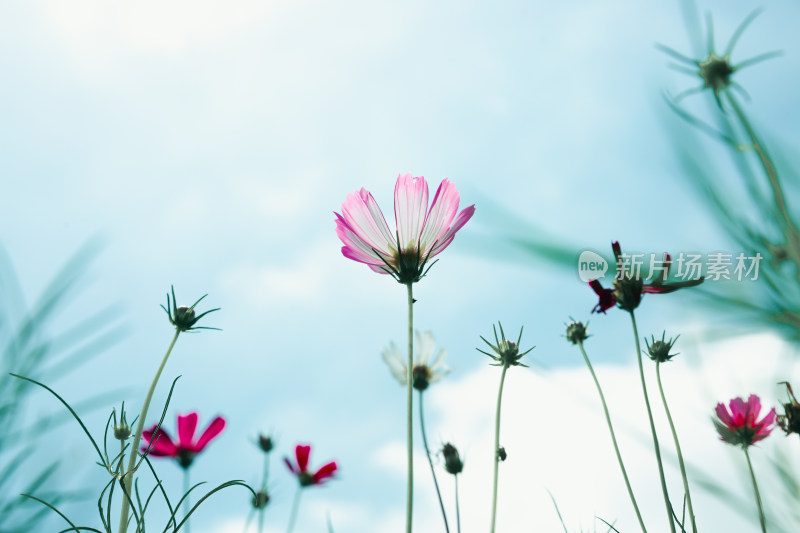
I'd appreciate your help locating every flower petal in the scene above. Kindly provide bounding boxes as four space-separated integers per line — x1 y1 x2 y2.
194 416 226 452
142 426 178 457
339 189 395 256
177 412 199 447
428 204 475 258
336 213 391 267
312 461 338 484
394 174 429 252
419 179 460 254
284 457 298 474
381 342 408 385
415 330 436 365
295 444 311 473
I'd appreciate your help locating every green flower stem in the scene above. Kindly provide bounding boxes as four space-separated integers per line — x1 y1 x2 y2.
744 447 768 533
418 390 450 533
489 364 508 533
286 487 302 533
406 282 415 533
242 509 255 533
656 361 698 533
726 91 800 280
454 475 461 533
577 341 648 533
259 453 270 533
183 469 192 533
118 329 181 533
630 311 675 533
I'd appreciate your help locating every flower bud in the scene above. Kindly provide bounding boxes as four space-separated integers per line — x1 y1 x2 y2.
565 320 589 345
252 489 270 509
645 332 679 363
113 406 132 441
441 443 463 475
257 434 274 453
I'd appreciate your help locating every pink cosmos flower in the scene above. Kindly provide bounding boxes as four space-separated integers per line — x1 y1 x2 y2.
284 444 338 487
142 412 226 469
335 174 475 284
713 394 776 447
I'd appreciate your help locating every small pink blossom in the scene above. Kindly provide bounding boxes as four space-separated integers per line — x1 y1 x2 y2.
284 444 338 487
335 174 475 284
713 394 776 447
142 412 226 469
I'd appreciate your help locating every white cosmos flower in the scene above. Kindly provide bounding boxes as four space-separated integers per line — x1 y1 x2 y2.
381 330 451 390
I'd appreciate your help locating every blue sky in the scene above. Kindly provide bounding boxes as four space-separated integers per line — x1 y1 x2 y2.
3 0 800 531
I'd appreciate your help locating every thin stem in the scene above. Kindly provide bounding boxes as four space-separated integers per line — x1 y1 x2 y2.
630 311 675 533
242 508 255 533
744 447 768 533
183 469 192 533
258 452 270 533
419 391 450 533
489 364 508 533
726 91 800 283
286 487 302 533
577 341 648 533
656 362 698 533
454 475 461 533
406 282 414 533
118 330 181 533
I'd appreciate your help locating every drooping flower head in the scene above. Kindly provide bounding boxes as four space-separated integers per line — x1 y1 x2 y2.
382 330 450 391
142 412 226 469
777 382 800 437
589 241 704 314
284 444 338 487
713 394 776 447
335 174 475 284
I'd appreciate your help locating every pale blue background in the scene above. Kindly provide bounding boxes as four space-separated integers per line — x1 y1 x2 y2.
2 0 799 531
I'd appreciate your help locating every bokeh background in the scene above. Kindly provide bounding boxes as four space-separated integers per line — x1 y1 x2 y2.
2 0 800 531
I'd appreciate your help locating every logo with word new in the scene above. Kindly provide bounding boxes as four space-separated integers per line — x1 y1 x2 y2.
578 251 608 282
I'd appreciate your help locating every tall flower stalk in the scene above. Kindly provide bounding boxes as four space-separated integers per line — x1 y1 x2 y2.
477 322 533 533
647 333 697 533
336 173 474 533
566 320 647 533
405 283 414 531
630 311 675 533
117 288 218 533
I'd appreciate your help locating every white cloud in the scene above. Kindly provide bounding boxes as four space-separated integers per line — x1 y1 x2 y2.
413 330 800 532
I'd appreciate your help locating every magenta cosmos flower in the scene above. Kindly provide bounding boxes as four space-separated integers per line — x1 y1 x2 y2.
284 444 338 487
590 241 704 313
142 412 225 468
335 174 475 284
713 394 776 447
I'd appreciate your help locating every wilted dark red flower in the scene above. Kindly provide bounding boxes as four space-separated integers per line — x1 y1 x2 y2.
777 382 800 437
284 444 338 487
589 241 704 313
142 412 226 469
713 394 775 447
